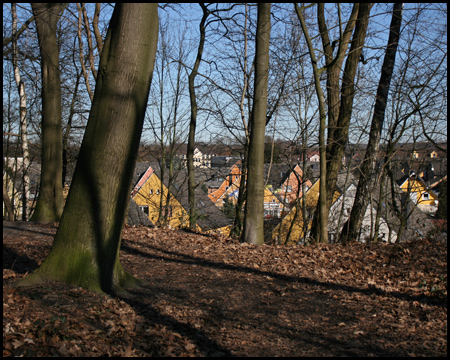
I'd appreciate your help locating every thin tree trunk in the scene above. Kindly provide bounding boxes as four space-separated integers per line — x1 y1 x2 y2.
340 3 402 244
187 4 209 231
242 3 271 245
62 70 82 188
12 4 30 221
16 4 159 294
295 3 329 243
3 181 15 221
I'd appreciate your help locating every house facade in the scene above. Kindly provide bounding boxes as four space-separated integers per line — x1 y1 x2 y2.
397 172 439 214
275 164 312 207
131 163 231 235
328 184 397 243
178 148 215 168
272 179 341 245
208 163 242 204
213 175 283 218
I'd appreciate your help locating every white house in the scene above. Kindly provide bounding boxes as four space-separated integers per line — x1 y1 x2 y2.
179 148 214 168
328 183 397 243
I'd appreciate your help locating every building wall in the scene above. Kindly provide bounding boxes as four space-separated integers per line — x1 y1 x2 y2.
273 180 340 245
208 165 241 204
400 178 438 206
328 184 397 243
277 165 312 206
133 173 194 230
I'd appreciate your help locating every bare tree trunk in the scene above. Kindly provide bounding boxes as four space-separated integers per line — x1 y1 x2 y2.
16 4 159 294
29 3 66 223
340 3 403 244
11 4 30 221
62 71 82 188
76 3 94 102
295 3 330 243
187 4 209 230
242 3 271 245
3 181 15 221
232 3 250 238
319 3 372 243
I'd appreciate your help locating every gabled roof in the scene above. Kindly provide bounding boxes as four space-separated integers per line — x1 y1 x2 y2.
397 173 439 199
366 175 434 241
132 162 231 231
131 163 154 196
170 175 232 231
273 179 341 244
329 183 397 243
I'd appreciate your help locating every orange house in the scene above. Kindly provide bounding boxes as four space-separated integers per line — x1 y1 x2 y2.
276 164 312 207
208 162 242 205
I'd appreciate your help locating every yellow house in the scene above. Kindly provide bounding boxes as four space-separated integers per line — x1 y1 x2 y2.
272 179 340 245
397 173 439 206
132 163 231 235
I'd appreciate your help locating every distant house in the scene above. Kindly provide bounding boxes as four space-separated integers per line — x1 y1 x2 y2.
131 163 231 235
328 183 397 243
298 151 320 162
208 162 242 204
397 172 439 212
275 164 312 207
307 151 320 162
214 176 283 218
178 148 216 168
272 179 341 245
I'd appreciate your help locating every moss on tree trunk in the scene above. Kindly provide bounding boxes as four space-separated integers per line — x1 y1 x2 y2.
16 4 158 294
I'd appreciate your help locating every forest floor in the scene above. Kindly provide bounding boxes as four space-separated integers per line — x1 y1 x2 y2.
3 221 447 357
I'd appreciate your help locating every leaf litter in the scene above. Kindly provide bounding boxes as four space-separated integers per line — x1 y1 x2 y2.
3 221 447 356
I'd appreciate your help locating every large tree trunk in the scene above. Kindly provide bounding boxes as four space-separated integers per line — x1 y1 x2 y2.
16 4 159 294
340 3 403 244
30 3 66 223
242 3 271 245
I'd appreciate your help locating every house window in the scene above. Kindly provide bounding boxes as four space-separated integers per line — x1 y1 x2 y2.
149 189 153 195
422 192 429 201
284 185 292 192
139 206 149 216
156 189 160 195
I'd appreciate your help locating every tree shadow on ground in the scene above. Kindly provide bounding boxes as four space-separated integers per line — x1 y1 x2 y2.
121 240 446 309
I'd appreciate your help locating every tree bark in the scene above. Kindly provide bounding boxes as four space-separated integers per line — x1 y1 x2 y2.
242 3 271 244
295 3 330 243
16 4 159 294
12 4 30 221
324 2 371 209
3 181 15 221
310 3 371 243
187 4 209 230
340 3 403 244
30 3 66 223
